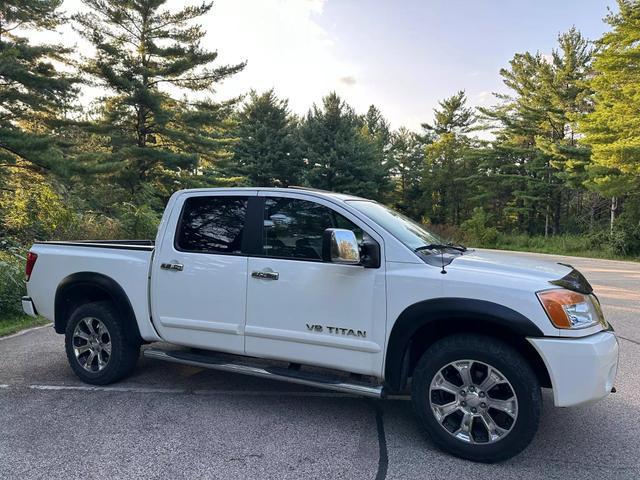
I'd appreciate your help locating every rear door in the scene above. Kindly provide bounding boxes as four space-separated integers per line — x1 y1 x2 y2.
151 191 255 353
244 192 386 376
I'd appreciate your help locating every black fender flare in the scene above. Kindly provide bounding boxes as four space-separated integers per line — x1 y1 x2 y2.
54 272 141 341
384 298 544 391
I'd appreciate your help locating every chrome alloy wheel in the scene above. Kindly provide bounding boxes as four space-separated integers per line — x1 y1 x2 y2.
72 317 112 372
429 360 518 444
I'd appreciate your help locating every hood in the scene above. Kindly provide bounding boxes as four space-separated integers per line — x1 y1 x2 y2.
448 249 574 284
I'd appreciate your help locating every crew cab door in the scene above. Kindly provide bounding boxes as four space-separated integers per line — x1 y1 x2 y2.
151 191 254 353
244 192 386 376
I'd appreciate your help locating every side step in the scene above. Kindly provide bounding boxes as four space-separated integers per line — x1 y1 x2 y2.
143 348 385 398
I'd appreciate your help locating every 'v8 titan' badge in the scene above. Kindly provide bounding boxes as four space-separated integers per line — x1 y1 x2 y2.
306 324 367 338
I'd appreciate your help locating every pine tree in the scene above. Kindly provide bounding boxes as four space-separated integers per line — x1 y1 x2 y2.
478 29 594 234
360 104 392 198
230 90 303 187
0 0 77 174
300 92 387 199
422 91 477 225
422 91 474 135
74 0 245 195
388 127 428 218
579 0 640 230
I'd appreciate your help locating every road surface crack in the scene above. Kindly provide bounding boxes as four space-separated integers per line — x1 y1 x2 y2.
369 400 388 480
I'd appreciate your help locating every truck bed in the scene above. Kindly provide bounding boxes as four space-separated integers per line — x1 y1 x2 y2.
27 240 159 342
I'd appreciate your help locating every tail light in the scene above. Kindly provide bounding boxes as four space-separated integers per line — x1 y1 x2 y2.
25 252 38 281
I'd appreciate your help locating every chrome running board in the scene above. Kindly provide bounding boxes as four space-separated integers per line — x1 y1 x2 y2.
143 348 384 398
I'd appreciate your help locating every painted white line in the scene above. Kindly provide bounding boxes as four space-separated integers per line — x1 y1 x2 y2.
21 384 411 400
30 384 187 394
0 323 53 341
0 384 9 389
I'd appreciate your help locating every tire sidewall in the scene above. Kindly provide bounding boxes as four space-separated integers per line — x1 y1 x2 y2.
412 335 541 462
64 302 137 384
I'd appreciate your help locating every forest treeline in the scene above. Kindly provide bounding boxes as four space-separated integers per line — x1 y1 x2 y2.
1 0 640 262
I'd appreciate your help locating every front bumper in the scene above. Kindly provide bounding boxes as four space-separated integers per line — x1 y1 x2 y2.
528 331 618 407
22 296 38 318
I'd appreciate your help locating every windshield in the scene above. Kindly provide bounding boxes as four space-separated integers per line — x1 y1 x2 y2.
348 200 445 251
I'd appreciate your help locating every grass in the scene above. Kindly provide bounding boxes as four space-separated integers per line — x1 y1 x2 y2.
0 313 50 338
487 233 640 262
429 223 640 262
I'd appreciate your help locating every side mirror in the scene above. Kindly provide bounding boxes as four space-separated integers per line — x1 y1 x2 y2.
322 228 360 264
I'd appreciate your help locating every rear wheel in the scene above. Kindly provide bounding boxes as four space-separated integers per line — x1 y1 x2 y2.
411 334 541 463
65 301 140 385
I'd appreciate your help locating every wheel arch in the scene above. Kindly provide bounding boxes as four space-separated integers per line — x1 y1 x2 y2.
384 298 550 392
54 272 141 342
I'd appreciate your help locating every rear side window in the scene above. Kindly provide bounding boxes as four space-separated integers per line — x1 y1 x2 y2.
176 196 248 254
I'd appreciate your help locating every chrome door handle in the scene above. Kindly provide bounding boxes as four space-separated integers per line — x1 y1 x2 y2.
251 270 279 280
161 262 184 272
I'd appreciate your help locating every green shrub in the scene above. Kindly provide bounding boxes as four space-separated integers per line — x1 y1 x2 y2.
609 208 640 256
0 249 26 316
116 203 161 239
461 208 499 246
1 180 79 243
427 224 464 243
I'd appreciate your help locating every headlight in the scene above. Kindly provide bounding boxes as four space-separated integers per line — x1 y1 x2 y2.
537 289 607 329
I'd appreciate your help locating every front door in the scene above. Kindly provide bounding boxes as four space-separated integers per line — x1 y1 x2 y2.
151 192 252 353
244 192 386 376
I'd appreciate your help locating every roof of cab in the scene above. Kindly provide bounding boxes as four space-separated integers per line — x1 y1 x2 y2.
175 186 369 202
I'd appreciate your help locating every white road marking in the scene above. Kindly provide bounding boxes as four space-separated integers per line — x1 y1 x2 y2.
0 323 53 341
30 384 188 394
9 384 412 400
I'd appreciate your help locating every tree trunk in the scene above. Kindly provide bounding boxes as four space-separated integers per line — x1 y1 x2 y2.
553 192 561 235
544 204 550 238
610 196 618 233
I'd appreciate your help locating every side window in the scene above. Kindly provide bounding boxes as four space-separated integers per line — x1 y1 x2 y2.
262 197 363 260
176 196 248 254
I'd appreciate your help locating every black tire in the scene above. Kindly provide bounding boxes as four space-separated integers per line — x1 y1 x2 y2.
411 334 541 463
65 301 140 385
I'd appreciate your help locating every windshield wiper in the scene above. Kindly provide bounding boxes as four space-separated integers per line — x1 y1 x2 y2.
446 242 467 252
415 243 467 253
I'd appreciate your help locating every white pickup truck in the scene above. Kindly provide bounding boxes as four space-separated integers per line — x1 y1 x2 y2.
22 187 618 462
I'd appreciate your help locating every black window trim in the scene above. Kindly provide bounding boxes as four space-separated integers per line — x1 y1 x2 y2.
173 194 253 256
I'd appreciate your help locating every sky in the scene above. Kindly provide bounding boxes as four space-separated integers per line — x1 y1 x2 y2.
30 0 616 130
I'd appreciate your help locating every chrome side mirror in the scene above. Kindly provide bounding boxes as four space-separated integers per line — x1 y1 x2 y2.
322 228 360 264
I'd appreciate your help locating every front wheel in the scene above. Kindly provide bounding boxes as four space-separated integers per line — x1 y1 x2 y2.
65 301 140 385
411 334 541 463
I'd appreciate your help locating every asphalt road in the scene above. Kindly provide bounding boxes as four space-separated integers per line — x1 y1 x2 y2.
1 251 639 479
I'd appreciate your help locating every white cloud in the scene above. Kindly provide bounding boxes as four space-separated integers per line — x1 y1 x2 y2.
473 90 494 106
204 0 365 114
540 52 554 64
24 0 366 117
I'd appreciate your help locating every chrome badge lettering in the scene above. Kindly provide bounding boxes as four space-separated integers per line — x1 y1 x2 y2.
306 324 366 338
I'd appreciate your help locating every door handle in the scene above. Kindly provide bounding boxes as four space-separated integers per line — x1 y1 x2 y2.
251 270 279 280
161 262 184 272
